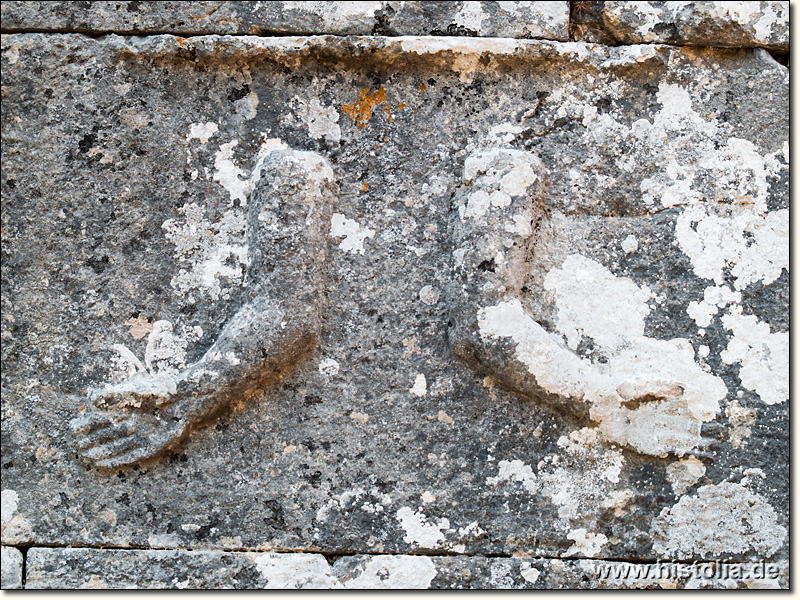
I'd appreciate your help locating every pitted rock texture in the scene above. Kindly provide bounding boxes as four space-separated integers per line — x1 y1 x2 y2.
0 11 789 591
601 1 789 51
1 546 23 589
0 1 570 39
23 548 789 589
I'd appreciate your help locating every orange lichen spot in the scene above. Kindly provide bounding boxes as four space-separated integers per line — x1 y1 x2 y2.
419 84 427 92
177 37 187 47
362 181 369 192
341 87 388 129
398 101 407 110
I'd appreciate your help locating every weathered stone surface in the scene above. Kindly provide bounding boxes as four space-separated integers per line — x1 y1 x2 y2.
601 1 789 51
1 546 23 589
1 23 788 590
24 548 789 589
0 1 570 39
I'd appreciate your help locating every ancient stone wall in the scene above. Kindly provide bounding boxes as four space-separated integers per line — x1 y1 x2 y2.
1 1 789 589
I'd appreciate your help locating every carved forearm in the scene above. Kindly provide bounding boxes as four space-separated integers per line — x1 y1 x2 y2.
176 294 321 425
173 148 334 425
73 147 335 468
446 148 593 423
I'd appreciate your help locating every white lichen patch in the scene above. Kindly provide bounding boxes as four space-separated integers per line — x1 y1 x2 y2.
686 285 741 328
604 1 789 47
486 459 538 494
676 206 788 290
396 506 450 549
564 528 608 558
0 489 32 541
621 234 638 254
253 553 334 589
142 320 202 376
652 482 786 559
1 489 19 529
315 488 392 523
635 87 789 407
330 213 375 255
539 430 626 523
340 555 437 589
187 121 218 144
666 456 706 495
318 358 340 376
573 78 786 220
478 255 727 456
283 1 384 31
213 141 250 205
631 85 770 210
296 97 341 143
453 1 486 35
487 122 524 146
486 429 629 534
409 374 427 397
461 148 539 221
497 1 568 36
520 562 541 583
720 308 788 405
97 320 204 401
162 202 248 302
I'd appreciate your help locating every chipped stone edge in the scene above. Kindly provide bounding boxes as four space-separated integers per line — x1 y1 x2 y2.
0 32 687 72
2 33 787 77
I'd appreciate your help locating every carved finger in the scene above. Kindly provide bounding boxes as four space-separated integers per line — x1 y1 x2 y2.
94 444 154 469
70 411 118 436
81 434 139 462
76 420 135 450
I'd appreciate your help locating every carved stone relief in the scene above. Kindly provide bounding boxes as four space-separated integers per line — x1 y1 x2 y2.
72 148 335 467
0 10 788 588
446 147 728 457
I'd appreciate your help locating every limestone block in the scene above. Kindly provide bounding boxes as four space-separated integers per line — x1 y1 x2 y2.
1 29 788 572
602 1 789 51
1 547 23 589
25 548 789 589
0 1 570 39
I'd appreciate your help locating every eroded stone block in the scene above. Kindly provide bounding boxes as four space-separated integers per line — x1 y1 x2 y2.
24 548 789 589
602 1 789 51
0 1 570 39
1 31 788 569
1 546 23 589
